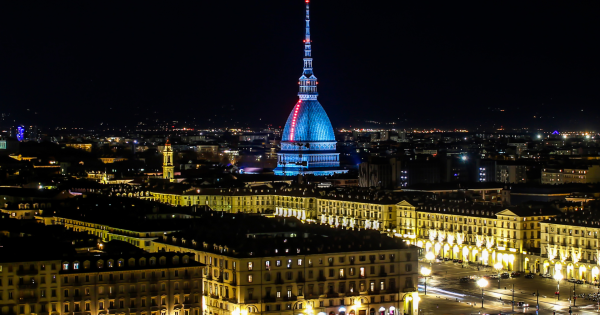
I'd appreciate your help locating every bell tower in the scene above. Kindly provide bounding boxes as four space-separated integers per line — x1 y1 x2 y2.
162 140 175 182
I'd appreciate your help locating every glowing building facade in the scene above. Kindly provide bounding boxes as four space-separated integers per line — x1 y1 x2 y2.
274 0 347 176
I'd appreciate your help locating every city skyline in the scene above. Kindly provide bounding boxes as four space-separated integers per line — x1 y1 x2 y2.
0 1 599 130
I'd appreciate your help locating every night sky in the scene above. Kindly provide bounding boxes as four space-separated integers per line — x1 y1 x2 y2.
1 1 599 131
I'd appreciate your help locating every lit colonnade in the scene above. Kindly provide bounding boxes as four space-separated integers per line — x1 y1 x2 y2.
408 202 559 272
540 216 600 283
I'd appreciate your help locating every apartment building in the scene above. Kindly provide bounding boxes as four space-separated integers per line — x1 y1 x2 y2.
540 210 600 283
414 201 561 272
149 214 420 315
0 252 204 315
541 165 600 184
149 185 426 234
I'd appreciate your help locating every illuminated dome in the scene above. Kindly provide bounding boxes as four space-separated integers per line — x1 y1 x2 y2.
273 0 347 176
281 99 335 142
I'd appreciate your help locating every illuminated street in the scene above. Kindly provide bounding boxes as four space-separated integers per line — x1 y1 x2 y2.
419 260 600 314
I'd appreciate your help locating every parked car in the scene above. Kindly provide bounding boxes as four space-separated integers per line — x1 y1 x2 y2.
511 272 521 277
458 260 463 264
460 277 470 283
541 274 552 278
516 301 529 307
444 258 450 261
501 273 510 279
452 259 459 263
568 278 577 283
525 274 535 279
576 280 584 284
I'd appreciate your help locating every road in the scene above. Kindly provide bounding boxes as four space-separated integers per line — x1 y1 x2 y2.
418 260 600 314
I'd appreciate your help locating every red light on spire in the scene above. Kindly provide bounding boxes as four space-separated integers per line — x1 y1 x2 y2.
305 0 309 3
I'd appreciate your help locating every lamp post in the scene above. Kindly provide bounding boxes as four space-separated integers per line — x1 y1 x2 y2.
494 263 502 289
554 272 563 301
421 267 431 295
477 278 488 308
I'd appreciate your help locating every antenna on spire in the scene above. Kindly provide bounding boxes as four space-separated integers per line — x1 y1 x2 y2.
298 0 317 100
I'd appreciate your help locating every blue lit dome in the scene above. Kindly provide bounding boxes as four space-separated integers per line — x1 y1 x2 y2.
281 99 335 142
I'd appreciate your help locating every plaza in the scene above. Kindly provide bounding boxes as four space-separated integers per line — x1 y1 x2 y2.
418 260 600 314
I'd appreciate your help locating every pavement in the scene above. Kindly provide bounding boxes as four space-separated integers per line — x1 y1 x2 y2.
418 260 600 314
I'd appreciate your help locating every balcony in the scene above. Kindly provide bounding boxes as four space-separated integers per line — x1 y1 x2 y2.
283 295 298 301
18 283 38 289
316 275 326 282
18 297 38 304
245 299 259 304
274 278 284 284
338 275 346 280
263 297 277 303
16 269 38 276
379 272 388 277
217 276 224 283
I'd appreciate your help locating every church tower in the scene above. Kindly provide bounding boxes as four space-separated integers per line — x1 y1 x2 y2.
162 140 175 182
274 0 347 176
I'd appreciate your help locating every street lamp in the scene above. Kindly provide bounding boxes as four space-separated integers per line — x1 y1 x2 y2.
554 273 563 301
425 251 435 268
477 278 488 308
421 267 431 295
494 263 503 289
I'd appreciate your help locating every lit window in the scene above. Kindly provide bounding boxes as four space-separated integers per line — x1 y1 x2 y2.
248 275 253 283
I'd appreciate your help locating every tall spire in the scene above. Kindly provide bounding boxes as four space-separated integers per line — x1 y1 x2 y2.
298 0 317 100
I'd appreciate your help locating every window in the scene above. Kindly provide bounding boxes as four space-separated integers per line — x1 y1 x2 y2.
359 267 365 277
248 275 253 283
297 259 303 266
247 262 253 271
265 261 271 270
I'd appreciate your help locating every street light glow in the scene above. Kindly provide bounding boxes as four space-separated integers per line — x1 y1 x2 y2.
421 267 431 277
425 252 435 261
477 278 488 288
554 273 563 281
